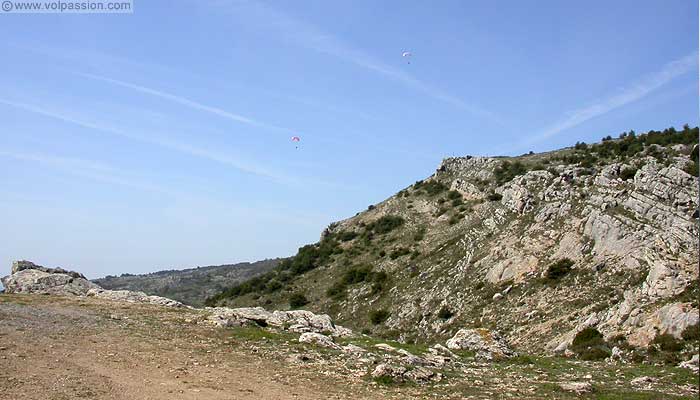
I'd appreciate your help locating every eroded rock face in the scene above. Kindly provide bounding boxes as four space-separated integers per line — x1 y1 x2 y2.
446 328 516 360
626 302 699 347
1 262 98 296
206 306 352 337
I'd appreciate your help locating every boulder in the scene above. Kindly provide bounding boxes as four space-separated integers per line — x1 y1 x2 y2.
206 306 352 336
298 332 340 350
370 363 439 384
1 263 98 296
679 354 699 373
559 382 593 394
446 328 516 360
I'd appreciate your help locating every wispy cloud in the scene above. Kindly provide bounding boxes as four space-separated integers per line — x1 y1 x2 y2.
0 150 167 193
75 72 292 133
528 52 698 144
0 98 294 183
214 0 502 124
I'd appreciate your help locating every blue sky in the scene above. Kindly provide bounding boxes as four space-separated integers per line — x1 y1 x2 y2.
0 0 697 279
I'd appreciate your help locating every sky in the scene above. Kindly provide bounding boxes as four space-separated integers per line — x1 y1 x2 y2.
0 0 698 279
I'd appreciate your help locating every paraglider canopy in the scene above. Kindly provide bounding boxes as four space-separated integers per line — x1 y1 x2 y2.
402 51 412 64
291 136 301 149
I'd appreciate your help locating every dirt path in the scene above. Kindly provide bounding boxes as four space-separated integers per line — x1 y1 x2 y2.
0 295 390 400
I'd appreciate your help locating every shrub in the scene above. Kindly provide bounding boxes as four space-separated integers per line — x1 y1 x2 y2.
447 190 461 200
571 327 610 361
343 265 373 285
681 324 699 342
545 258 574 280
413 227 426 242
289 293 309 309
421 180 448 196
389 247 411 260
487 192 503 201
494 160 528 184
653 334 683 352
619 167 637 181
448 215 461 225
326 281 347 299
265 279 283 292
371 271 389 294
437 307 454 320
370 309 390 325
337 231 359 242
367 216 405 235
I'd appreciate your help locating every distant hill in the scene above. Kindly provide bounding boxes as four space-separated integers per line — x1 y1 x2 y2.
94 259 282 306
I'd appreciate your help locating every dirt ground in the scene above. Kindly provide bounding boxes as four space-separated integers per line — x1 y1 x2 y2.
1 294 697 400
0 295 398 400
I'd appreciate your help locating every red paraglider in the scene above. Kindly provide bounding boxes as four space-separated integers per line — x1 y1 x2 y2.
291 136 301 149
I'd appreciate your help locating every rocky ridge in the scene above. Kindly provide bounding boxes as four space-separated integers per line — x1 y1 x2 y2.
208 128 699 368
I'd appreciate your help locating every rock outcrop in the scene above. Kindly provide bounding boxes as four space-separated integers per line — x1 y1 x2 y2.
86 288 186 308
206 306 352 337
446 328 516 360
1 260 185 308
1 260 99 295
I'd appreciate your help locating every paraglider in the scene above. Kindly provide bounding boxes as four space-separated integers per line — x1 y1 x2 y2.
402 51 412 64
291 136 300 149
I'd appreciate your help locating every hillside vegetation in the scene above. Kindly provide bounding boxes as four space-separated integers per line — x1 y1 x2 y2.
95 259 281 306
207 126 699 364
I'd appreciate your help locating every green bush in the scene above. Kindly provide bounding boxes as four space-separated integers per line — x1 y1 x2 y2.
447 190 461 200
366 216 405 235
487 192 503 201
421 180 448 196
337 231 359 242
619 167 637 181
369 309 390 325
571 327 610 361
653 334 683 352
494 160 528 184
545 258 574 280
371 271 389 294
342 265 373 285
326 281 347 299
289 293 309 309
389 247 411 260
437 306 454 320
681 324 699 342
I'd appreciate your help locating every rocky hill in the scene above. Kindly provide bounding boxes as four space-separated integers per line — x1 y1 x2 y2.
94 259 280 306
207 126 699 364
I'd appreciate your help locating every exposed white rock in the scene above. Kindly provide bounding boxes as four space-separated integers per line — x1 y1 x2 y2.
559 381 593 394
206 306 352 337
298 332 340 349
1 268 98 296
446 328 516 360
626 302 699 347
86 288 185 308
679 354 699 373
